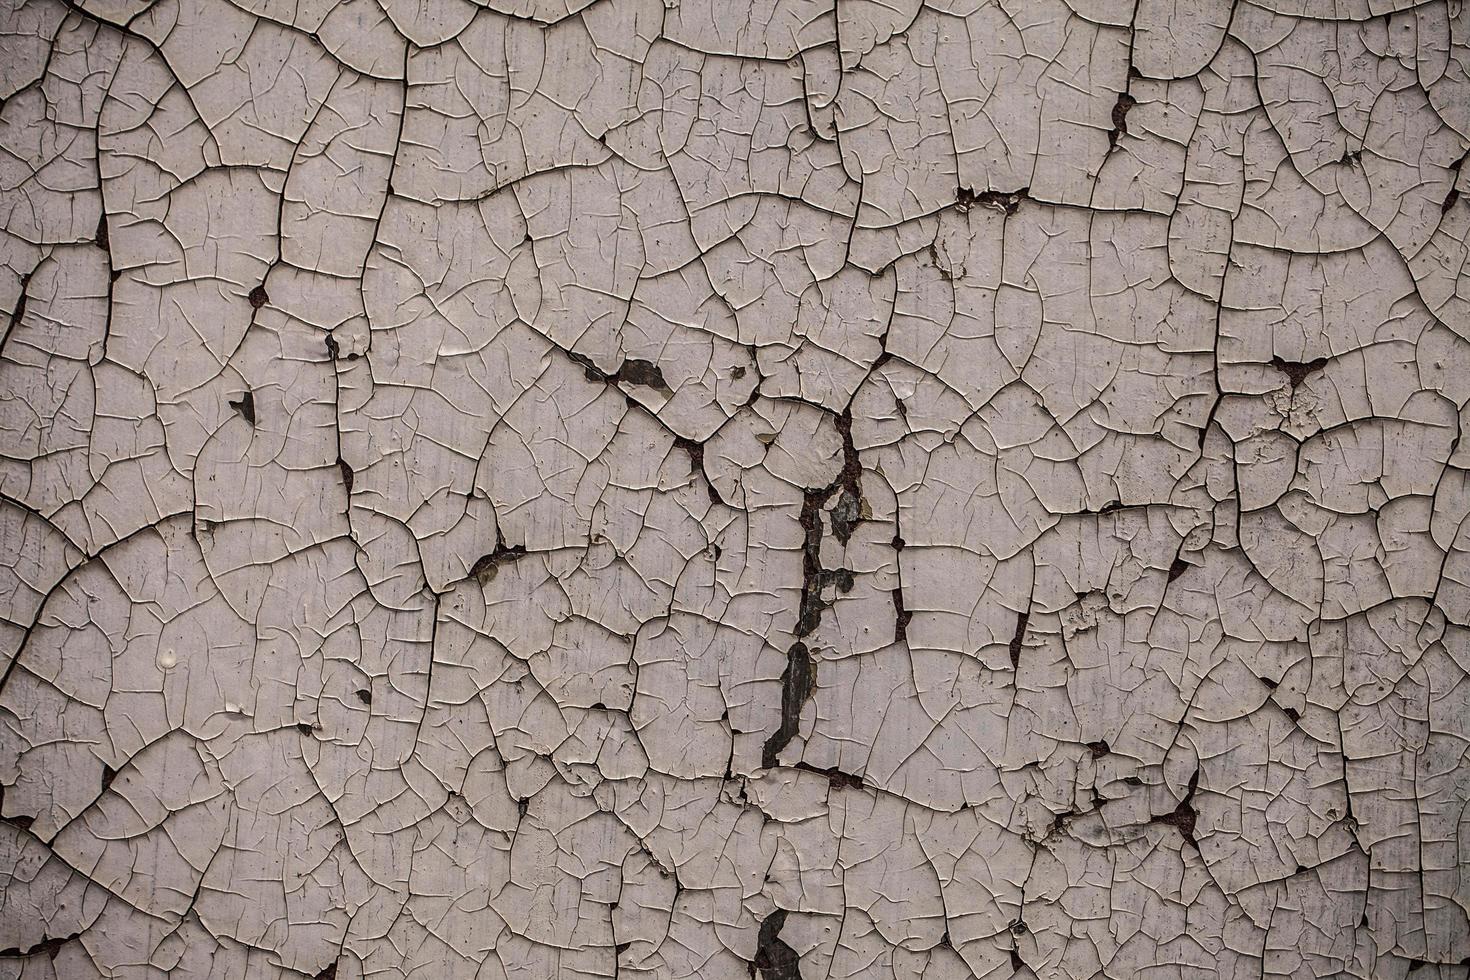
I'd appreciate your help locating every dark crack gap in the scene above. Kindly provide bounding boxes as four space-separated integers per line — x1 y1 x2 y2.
618 358 670 391
1009 608 1030 670
892 584 911 644
1442 152 1467 214
1151 766 1200 849
470 532 528 583
790 409 865 640
0 932 79 960
674 435 726 507
763 642 815 769
829 410 864 545
0 271 32 359
792 760 863 791
751 909 801 980
570 351 672 393
229 390 257 427
956 185 1029 215
1107 91 1137 149
1269 354 1329 389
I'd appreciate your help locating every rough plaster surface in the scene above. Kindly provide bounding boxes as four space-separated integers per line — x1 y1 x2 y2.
0 0 1469 977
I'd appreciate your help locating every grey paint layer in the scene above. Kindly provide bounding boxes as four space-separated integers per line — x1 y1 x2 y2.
1 0 1468 977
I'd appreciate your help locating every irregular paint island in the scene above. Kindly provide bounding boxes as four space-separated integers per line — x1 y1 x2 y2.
1 1 1468 978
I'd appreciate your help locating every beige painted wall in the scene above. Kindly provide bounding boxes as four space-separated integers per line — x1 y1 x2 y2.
1 0 1468 976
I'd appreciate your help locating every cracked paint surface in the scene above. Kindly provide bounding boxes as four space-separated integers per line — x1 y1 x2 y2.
0 0 1468 976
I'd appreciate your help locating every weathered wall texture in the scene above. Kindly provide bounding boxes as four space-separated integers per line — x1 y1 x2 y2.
1 0 1469 977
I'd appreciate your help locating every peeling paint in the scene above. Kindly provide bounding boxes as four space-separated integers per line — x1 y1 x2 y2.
0 0 1468 978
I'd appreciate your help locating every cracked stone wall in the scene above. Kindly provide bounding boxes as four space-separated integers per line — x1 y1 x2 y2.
1 0 1469 976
